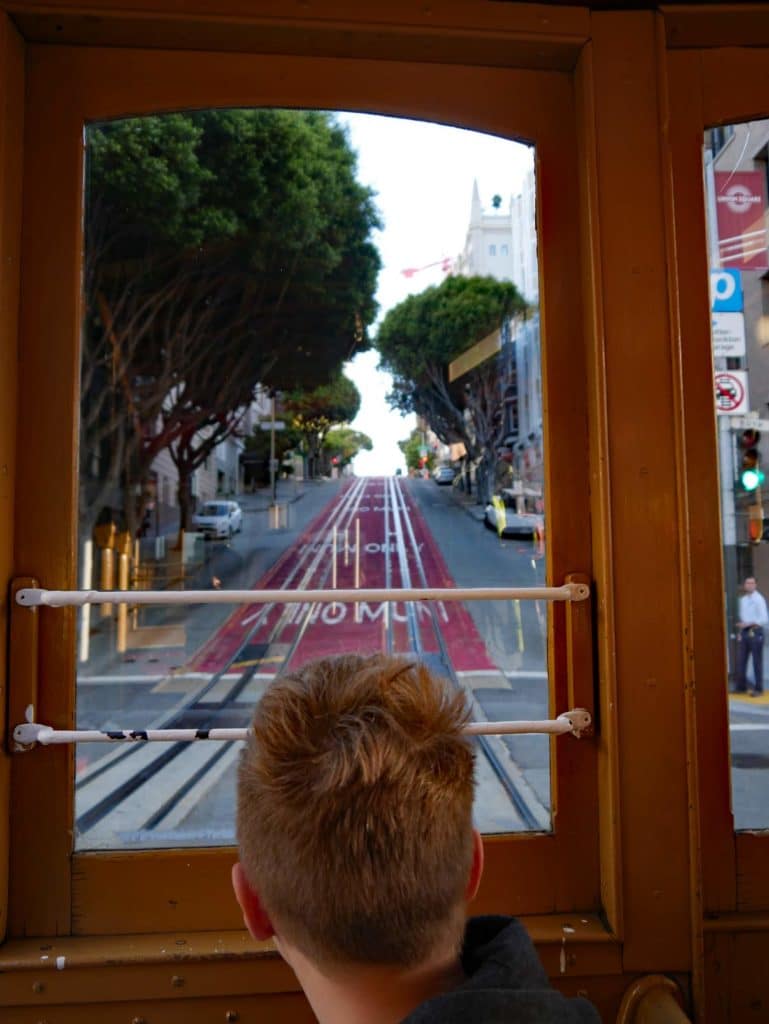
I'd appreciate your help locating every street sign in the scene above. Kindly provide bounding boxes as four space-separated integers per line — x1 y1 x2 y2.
711 312 746 357
731 416 769 432
711 268 743 312
260 421 286 431
418 446 428 457
715 370 749 415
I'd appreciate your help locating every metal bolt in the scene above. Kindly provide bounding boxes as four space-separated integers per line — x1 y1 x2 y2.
226 1013 239 1023
171 975 184 988
132 1018 147 1024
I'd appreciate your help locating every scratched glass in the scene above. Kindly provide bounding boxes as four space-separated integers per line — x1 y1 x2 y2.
75 110 548 849
705 119 769 831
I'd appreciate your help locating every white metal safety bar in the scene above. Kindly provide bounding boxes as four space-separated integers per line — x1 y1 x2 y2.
16 582 589 608
13 709 592 748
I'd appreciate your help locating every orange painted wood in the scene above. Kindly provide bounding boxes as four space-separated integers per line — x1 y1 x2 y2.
574 39 626 941
589 10 694 972
0 10 24 945
665 47 738 920
13 36 598 939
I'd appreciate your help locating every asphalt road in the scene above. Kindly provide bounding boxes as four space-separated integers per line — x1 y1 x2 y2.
74 474 769 844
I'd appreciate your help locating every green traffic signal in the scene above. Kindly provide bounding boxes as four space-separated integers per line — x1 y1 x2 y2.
741 467 766 492
739 433 763 491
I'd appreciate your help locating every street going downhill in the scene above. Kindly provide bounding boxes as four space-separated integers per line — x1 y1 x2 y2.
75 476 552 848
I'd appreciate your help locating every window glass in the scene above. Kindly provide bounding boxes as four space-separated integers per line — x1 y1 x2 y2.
76 109 546 849
704 119 769 830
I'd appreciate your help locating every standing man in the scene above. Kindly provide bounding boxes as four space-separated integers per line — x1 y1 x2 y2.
736 576 769 695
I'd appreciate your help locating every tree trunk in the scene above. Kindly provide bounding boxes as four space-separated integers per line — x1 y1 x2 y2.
476 451 495 505
177 470 194 533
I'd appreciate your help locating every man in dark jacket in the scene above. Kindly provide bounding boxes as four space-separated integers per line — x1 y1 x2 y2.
232 653 600 1024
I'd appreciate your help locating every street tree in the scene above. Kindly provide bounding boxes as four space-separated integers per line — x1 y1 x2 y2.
398 428 436 474
82 109 381 536
242 421 303 488
283 374 361 479
376 275 525 500
324 427 373 472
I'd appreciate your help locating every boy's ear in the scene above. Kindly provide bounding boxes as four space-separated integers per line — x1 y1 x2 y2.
465 829 485 903
232 861 276 942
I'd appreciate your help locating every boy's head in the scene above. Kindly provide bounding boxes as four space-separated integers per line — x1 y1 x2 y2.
234 653 479 969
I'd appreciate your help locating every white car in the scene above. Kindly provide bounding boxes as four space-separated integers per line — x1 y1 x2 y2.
484 494 544 540
192 500 243 540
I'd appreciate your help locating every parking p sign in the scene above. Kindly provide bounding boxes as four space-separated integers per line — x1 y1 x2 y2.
711 268 743 313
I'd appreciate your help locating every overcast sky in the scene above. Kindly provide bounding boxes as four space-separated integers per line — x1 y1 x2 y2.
337 113 533 475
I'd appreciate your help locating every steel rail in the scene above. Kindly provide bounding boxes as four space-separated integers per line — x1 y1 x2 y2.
391 478 549 831
14 710 592 748
74 478 372 834
17 582 588 608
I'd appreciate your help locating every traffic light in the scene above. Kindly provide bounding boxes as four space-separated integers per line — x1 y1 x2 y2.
739 430 765 492
749 503 765 544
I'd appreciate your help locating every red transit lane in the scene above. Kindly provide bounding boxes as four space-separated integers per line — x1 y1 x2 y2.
188 477 497 676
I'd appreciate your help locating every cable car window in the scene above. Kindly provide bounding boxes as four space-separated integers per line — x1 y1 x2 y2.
704 117 769 831
76 109 549 851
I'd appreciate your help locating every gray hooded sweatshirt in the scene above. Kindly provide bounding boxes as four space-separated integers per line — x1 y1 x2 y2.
401 916 602 1023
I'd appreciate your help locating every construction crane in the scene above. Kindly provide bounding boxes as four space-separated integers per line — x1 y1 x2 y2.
400 256 455 278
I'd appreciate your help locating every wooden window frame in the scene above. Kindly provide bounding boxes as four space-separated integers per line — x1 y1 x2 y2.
667 42 769 918
8 39 599 938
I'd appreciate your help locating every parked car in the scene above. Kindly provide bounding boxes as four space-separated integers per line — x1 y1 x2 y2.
484 493 544 539
433 465 456 485
192 500 243 540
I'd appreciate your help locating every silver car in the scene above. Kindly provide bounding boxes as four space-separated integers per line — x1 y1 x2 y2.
192 500 243 540
433 465 456 485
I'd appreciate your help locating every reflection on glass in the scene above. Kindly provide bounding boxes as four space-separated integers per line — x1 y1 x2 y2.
704 120 769 829
75 110 545 849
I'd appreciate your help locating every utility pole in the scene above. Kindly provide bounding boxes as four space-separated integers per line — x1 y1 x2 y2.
269 388 277 504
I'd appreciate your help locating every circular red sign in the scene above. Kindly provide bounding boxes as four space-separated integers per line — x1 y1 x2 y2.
715 372 745 412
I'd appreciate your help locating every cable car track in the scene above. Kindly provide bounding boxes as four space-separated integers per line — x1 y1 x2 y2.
384 477 547 832
75 476 548 844
75 478 370 840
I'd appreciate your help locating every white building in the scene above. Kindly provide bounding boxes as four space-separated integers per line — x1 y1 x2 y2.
453 172 543 501
455 181 515 280
510 168 539 304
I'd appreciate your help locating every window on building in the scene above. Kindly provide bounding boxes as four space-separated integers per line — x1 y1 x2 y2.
489 243 497 256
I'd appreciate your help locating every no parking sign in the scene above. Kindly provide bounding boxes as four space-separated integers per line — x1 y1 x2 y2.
715 371 749 415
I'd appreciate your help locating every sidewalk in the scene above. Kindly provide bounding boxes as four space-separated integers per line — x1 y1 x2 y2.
78 478 338 680
444 479 488 522
242 477 310 512
730 690 769 706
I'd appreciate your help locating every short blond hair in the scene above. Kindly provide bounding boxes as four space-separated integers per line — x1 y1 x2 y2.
236 653 475 966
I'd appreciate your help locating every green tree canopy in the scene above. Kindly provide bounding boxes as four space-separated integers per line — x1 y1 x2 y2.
376 274 526 501
82 109 381 532
398 428 436 474
283 374 361 478
324 427 373 468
